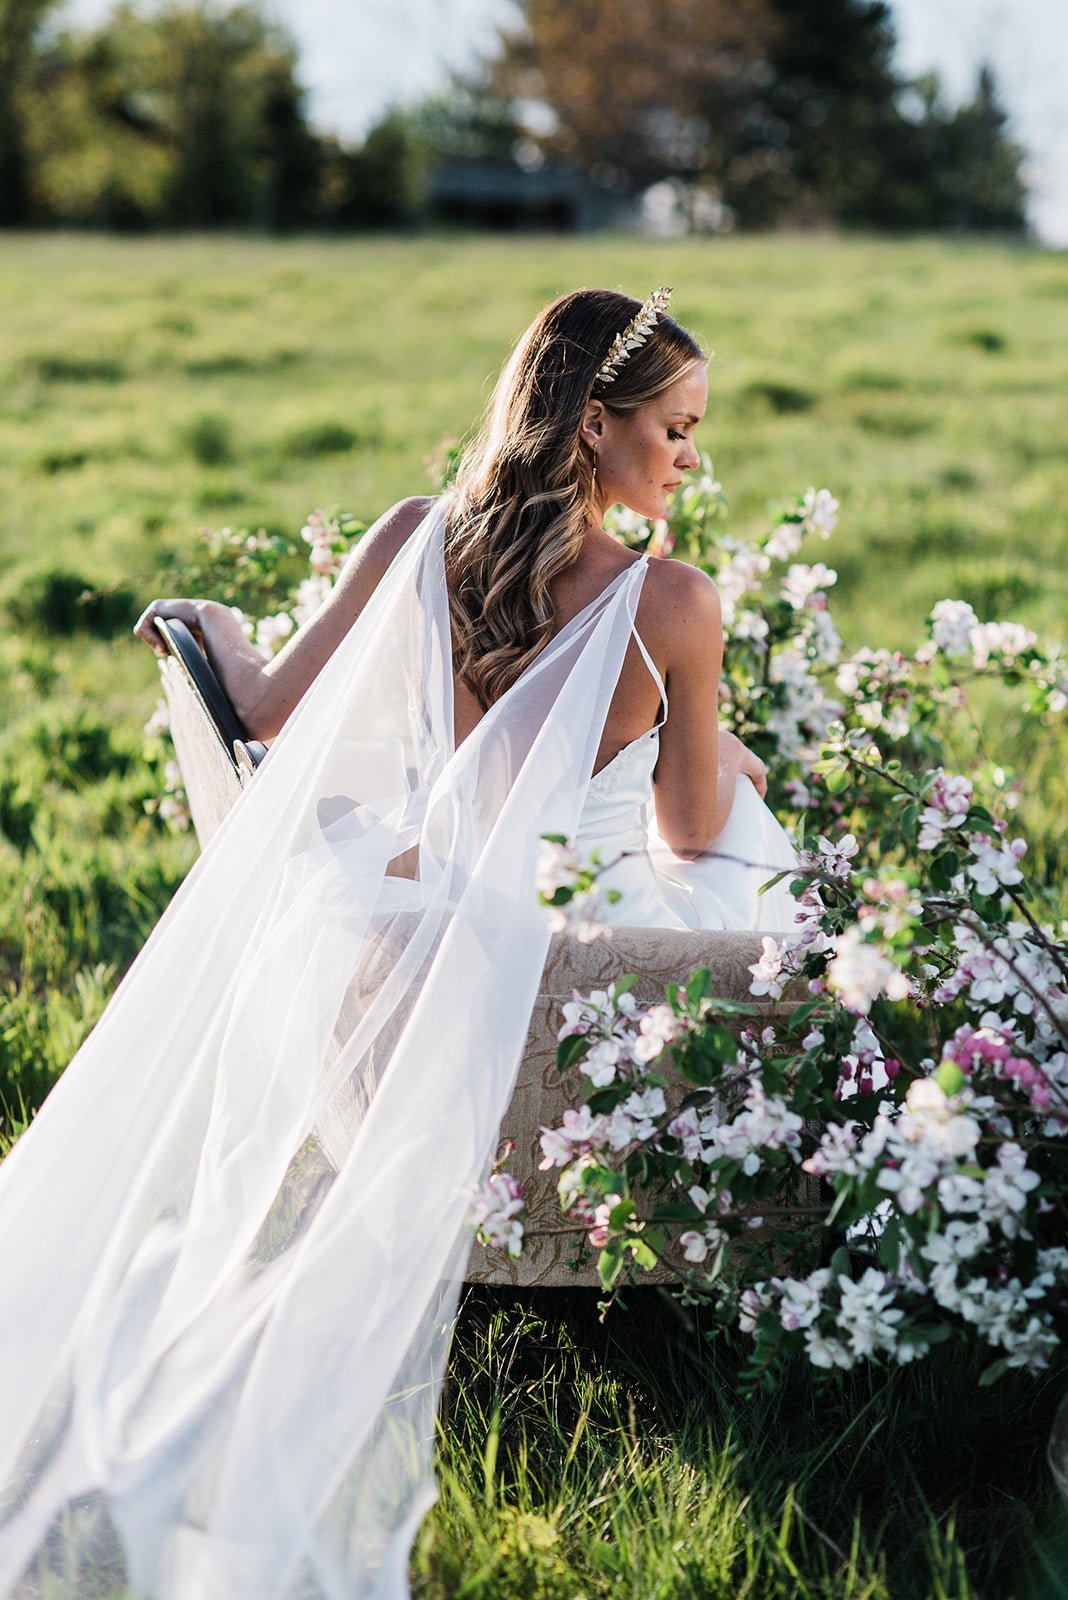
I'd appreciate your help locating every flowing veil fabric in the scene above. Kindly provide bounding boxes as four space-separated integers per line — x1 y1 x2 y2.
0 501 650 1599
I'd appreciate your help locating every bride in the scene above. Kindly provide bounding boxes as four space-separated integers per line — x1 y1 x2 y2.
0 288 796 1598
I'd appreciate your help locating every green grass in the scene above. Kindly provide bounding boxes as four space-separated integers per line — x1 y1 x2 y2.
1 231 1067 1595
417 1290 1068 1599
1 233 1066 650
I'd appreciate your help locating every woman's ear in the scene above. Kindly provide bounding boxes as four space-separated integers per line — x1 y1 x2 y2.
579 399 607 452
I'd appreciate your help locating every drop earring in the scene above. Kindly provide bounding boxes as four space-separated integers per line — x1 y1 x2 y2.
591 445 598 482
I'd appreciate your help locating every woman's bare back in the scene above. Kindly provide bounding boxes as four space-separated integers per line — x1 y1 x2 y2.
452 525 673 775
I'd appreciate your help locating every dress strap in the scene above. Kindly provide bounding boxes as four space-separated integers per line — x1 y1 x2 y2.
630 620 668 725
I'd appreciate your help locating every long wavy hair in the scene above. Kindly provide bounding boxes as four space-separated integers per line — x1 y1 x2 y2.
444 288 703 710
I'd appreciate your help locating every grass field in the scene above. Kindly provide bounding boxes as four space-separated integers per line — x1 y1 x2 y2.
1 231 1067 1596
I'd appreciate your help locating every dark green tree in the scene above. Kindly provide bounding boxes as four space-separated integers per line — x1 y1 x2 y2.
319 111 428 229
22 1 322 229
0 0 59 224
940 64 1027 232
764 0 906 224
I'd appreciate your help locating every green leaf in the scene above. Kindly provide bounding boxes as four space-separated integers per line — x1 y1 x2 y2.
630 1231 664 1272
789 999 823 1030
557 1034 590 1073
612 973 640 1001
902 801 921 831
758 871 790 895
933 1061 965 1096
586 1085 627 1114
829 1246 852 1281
702 1022 739 1060
597 1242 625 1292
978 1358 1010 1388
608 1197 635 1230
541 832 568 846
685 968 712 1006
903 1322 952 1347
825 768 852 795
652 1201 703 1222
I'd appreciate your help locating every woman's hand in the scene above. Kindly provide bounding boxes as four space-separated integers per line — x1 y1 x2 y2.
720 728 768 799
133 598 219 656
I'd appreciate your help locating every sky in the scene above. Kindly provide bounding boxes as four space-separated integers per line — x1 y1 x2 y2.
59 0 1068 245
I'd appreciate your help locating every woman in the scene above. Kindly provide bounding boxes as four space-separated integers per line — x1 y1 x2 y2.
0 289 796 1600
134 287 795 930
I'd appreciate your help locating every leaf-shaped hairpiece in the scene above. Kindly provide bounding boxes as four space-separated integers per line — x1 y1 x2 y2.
595 286 673 387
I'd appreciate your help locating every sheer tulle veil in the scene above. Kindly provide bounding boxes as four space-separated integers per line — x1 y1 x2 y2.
0 500 650 1598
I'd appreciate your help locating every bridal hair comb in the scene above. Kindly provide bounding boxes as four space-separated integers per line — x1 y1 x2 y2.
594 286 673 387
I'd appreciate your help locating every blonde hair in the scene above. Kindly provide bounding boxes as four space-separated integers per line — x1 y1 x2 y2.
445 288 702 710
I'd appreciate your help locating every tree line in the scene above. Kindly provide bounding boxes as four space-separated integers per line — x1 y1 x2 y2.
0 0 1028 232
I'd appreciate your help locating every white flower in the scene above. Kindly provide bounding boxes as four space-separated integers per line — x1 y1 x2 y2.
679 1221 723 1263
535 837 580 898
781 561 837 610
471 1171 525 1258
710 1083 803 1174
804 1328 854 1369
929 599 979 661
537 1105 607 1169
816 833 859 879
667 1107 703 1159
981 1142 1041 1233
803 1122 862 1178
143 697 170 738
971 620 1036 668
877 1153 941 1214
966 835 1026 897
921 1219 990 1267
738 1285 773 1334
604 1108 638 1150
733 609 770 642
917 771 972 850
580 1038 623 1088
632 1003 678 1063
774 1269 830 1331
937 1173 984 1213
826 926 910 1015
802 486 839 537
620 1085 667 1142
766 520 804 562
835 1268 904 1358
748 936 786 999
716 539 769 629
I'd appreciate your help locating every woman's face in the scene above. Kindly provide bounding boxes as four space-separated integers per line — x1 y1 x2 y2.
589 362 708 523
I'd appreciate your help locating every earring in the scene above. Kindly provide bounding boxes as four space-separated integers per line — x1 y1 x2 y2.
591 445 598 483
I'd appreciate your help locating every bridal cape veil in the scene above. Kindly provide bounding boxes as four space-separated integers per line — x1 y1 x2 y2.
0 500 651 1599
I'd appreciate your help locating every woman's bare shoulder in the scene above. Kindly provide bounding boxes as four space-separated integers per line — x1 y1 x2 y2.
363 495 436 561
639 556 722 652
335 495 436 596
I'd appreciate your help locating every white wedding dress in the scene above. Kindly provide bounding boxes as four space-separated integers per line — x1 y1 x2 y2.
0 501 796 1600
578 620 797 931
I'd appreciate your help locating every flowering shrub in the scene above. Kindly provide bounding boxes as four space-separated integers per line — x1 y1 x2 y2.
533 464 1067 1389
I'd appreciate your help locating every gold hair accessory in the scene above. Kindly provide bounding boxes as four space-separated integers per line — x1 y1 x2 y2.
595 286 672 387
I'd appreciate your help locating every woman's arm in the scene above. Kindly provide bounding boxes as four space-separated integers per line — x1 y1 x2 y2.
647 562 766 858
134 496 433 740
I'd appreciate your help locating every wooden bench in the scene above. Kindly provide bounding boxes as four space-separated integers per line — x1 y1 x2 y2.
156 622 803 1288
